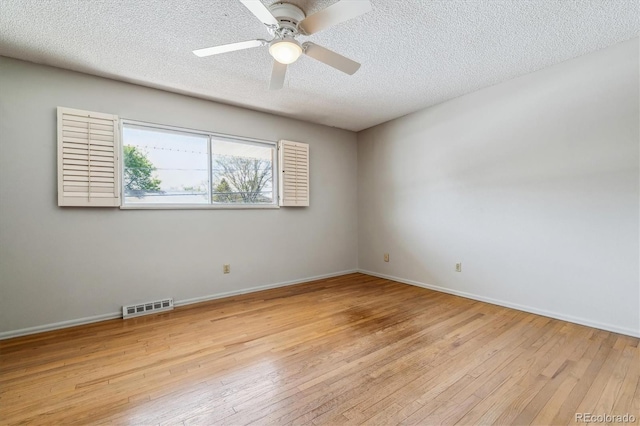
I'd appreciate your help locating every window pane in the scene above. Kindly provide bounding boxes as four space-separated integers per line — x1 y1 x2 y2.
123 125 209 204
211 139 274 204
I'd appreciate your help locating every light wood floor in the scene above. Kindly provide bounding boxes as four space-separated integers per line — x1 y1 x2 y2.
1 273 638 425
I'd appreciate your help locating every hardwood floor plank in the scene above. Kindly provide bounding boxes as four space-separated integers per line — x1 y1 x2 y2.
573 343 624 416
611 342 640 418
530 334 597 425
592 342 635 414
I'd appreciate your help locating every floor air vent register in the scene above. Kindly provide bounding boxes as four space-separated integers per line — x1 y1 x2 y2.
122 298 174 319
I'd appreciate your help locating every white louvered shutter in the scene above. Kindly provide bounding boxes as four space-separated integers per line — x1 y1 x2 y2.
278 140 309 207
57 107 120 207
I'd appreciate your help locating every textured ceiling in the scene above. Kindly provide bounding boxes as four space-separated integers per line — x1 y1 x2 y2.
0 0 638 131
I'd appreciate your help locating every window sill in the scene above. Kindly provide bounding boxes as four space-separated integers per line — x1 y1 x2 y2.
120 204 280 210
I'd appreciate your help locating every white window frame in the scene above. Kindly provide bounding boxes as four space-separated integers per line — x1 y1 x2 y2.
119 119 279 210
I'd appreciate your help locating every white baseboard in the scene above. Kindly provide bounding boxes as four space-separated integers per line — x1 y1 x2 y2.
0 269 358 340
174 269 358 307
358 269 640 338
0 312 123 341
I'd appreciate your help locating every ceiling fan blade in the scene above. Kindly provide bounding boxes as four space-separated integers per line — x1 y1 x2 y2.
303 42 361 75
239 0 278 26
193 40 265 57
298 0 372 35
269 60 287 90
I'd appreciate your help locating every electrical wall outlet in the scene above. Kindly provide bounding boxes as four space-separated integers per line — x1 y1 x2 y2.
455 263 462 272
223 264 231 274
384 253 390 262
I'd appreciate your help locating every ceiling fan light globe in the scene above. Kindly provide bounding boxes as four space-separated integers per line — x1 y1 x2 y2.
269 40 302 65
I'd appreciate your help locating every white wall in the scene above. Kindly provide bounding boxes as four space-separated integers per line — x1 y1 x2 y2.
358 38 639 337
0 57 358 337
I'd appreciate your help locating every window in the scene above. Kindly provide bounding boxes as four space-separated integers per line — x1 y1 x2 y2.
121 121 277 207
211 138 274 204
122 124 209 205
57 110 305 209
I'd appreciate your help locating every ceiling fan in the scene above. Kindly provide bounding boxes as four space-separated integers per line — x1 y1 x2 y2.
193 0 372 90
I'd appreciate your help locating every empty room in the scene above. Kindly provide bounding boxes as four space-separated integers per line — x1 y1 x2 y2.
0 0 638 424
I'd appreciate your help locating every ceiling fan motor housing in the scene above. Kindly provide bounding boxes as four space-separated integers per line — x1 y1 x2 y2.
268 2 306 37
